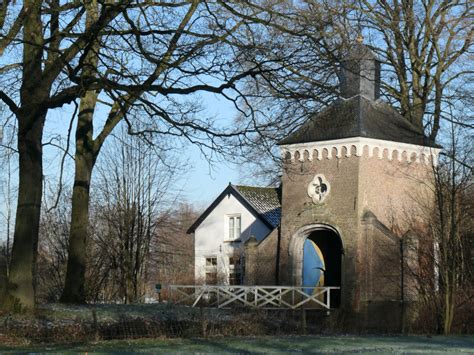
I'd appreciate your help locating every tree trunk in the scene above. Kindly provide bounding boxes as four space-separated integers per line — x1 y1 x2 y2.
4 112 45 310
60 0 101 304
444 281 454 335
60 152 94 303
60 90 98 303
0 253 7 303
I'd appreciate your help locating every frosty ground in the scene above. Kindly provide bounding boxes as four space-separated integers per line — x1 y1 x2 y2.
1 334 473 353
0 304 472 353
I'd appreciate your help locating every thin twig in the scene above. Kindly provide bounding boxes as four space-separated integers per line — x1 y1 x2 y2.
48 100 78 212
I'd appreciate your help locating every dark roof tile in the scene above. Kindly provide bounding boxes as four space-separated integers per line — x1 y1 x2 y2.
233 185 281 228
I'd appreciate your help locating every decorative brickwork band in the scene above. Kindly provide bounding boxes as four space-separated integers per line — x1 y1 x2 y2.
281 137 440 166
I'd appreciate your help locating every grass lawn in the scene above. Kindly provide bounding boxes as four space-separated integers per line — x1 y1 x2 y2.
0 335 473 353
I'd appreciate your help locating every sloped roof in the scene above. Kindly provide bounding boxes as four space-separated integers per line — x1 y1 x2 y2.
279 96 439 147
233 185 281 228
187 184 281 234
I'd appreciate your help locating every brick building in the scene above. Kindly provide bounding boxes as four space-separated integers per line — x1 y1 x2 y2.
189 43 440 330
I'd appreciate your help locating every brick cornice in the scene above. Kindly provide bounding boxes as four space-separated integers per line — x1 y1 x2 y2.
280 137 441 166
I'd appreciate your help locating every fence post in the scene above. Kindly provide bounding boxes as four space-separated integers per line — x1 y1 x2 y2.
200 305 207 338
92 309 99 342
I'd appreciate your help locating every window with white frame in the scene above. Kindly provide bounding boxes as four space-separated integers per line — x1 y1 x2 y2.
226 215 241 241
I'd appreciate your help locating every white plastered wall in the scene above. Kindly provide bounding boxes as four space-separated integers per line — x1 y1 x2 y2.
194 193 272 284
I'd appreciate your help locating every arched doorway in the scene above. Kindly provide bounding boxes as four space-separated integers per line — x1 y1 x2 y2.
290 224 343 308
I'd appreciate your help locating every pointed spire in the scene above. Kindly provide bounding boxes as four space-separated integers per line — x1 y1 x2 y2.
339 40 381 101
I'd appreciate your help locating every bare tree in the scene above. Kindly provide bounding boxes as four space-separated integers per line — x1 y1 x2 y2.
402 114 473 334
0 1 332 309
432 123 472 334
36 189 71 303
89 128 184 303
0 115 16 277
0 1 153 310
347 0 473 141
148 202 198 299
35 127 187 304
60 1 337 303
232 2 343 182
237 0 473 182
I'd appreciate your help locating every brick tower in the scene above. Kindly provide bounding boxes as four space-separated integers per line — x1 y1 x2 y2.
274 43 440 329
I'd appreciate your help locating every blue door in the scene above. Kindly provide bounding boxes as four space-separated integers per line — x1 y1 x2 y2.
302 239 325 295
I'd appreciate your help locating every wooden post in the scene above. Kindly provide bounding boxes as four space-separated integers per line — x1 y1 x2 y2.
92 309 99 341
200 305 207 338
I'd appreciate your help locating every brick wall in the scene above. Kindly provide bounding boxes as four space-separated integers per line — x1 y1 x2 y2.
246 145 435 330
247 227 279 285
279 150 361 309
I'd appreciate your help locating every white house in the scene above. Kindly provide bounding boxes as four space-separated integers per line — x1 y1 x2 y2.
187 184 280 285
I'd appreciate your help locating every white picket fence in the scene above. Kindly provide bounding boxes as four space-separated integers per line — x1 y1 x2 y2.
168 285 339 310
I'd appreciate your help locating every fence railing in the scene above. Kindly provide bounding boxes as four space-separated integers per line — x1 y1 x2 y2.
168 285 340 310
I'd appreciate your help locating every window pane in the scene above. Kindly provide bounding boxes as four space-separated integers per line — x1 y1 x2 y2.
229 217 234 239
206 257 217 267
236 216 241 238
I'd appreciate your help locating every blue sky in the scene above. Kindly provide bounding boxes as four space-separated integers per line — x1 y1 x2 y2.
40 90 251 209
0 81 264 243
179 93 245 206
0 92 250 243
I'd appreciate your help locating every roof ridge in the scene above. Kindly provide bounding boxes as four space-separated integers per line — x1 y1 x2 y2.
187 184 281 233
233 184 278 189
